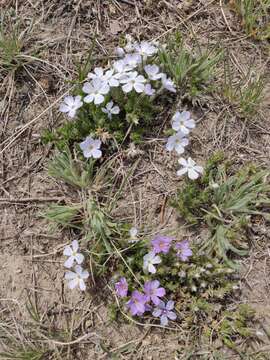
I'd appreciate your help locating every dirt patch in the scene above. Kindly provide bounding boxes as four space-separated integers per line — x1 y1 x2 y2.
1 0 270 359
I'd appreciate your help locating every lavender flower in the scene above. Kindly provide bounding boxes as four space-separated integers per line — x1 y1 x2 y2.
115 277 128 298
144 83 155 96
144 280 166 305
151 234 174 254
175 240 192 261
152 300 177 326
101 101 120 119
126 290 147 316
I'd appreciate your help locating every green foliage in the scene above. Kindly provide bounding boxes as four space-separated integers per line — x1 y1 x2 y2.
118 242 237 305
0 12 36 75
218 304 256 350
42 90 159 150
0 348 46 360
172 153 270 266
47 148 96 188
43 198 126 275
231 0 270 40
223 60 265 117
158 32 223 96
43 203 82 230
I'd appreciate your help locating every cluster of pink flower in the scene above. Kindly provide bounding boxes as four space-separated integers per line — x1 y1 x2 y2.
143 235 192 274
115 277 176 326
115 234 192 326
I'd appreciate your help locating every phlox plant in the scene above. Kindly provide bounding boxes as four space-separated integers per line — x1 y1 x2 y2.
112 232 239 327
44 35 177 154
113 234 192 326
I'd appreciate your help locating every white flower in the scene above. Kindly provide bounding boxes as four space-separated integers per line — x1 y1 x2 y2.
135 41 158 59
129 227 139 243
124 35 135 52
103 69 119 87
166 131 189 154
65 265 89 291
87 67 104 81
123 53 142 69
83 79 110 105
177 157 203 180
161 74 176 93
115 47 125 57
101 101 120 119
88 67 119 87
172 111 195 134
144 65 163 80
79 136 102 159
63 240 84 268
144 83 155 96
143 251 162 274
113 59 133 78
120 71 146 93
59 95 83 118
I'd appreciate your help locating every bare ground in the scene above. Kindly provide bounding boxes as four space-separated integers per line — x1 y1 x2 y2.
1 1 270 359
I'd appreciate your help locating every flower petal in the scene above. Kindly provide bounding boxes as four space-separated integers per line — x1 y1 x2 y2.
64 256 75 269
79 279 86 291
81 270 89 279
65 271 76 280
84 94 94 103
122 83 132 93
68 278 79 289
59 104 70 113
63 246 72 256
92 149 102 159
166 300 175 310
153 255 162 264
160 314 168 326
167 311 177 320
152 308 162 317
188 169 199 180
177 168 188 177
72 240 79 252
75 253 84 264
148 263 156 274
94 94 105 105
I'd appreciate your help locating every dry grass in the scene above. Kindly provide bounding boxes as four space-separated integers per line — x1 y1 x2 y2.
0 1 270 359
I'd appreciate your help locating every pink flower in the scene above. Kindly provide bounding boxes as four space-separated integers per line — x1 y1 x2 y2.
151 234 174 254
152 300 177 326
126 290 147 316
143 280 166 305
115 277 128 298
175 240 192 261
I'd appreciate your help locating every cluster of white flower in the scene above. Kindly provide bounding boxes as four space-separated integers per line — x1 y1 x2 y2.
63 240 89 291
166 111 203 180
59 35 177 160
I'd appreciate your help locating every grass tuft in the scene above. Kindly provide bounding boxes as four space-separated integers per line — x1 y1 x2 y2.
231 0 270 40
172 153 270 267
159 32 223 97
